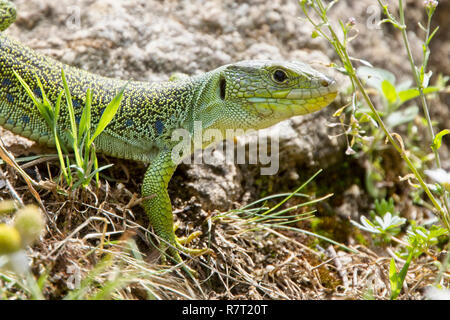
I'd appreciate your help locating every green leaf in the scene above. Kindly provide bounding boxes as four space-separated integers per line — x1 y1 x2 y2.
12 70 42 107
356 58 373 68
389 258 401 300
389 251 413 300
54 90 64 124
325 0 338 12
418 22 427 33
351 216 381 234
381 80 397 103
385 105 419 128
61 68 83 168
427 26 439 46
373 198 396 217
89 83 127 145
61 69 78 145
53 90 70 181
78 88 92 143
349 57 373 67
398 89 419 103
431 129 450 151
86 163 114 181
357 66 396 92
332 104 348 117
398 86 439 103
13 70 52 126
395 80 412 91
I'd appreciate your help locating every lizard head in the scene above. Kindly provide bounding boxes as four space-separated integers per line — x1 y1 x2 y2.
193 60 338 133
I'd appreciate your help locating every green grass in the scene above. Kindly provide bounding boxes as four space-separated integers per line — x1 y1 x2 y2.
13 68 126 190
216 169 358 253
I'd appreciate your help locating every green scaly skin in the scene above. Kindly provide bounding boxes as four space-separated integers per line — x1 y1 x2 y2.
0 1 338 273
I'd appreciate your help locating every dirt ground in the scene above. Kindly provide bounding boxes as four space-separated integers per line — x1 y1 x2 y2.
0 0 449 299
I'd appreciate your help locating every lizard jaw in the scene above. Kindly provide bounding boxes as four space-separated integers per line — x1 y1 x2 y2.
247 84 338 117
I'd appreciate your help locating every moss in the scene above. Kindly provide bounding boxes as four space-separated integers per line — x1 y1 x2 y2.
317 266 342 289
310 216 353 245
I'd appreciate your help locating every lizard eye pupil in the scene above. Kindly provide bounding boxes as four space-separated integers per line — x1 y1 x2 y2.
273 69 288 83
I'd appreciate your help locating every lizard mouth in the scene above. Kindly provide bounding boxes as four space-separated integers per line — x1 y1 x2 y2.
246 81 338 117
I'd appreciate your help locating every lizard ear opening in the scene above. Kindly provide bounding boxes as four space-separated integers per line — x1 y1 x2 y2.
219 76 226 100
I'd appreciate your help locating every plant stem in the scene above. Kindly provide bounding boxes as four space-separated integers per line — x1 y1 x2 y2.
398 0 438 167
300 0 450 231
397 0 450 220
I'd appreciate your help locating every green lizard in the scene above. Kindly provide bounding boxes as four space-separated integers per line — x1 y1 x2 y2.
0 1 338 272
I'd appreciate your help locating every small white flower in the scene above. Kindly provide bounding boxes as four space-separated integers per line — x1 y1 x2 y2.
5 250 30 275
345 146 356 155
425 168 450 191
423 0 438 9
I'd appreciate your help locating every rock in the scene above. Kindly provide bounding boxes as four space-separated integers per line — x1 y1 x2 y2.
179 149 243 212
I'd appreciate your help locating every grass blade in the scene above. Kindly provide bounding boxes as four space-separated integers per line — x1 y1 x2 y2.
89 84 127 145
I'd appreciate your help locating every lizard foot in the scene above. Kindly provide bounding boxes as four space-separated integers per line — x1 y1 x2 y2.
161 243 213 278
172 222 215 256
158 226 214 277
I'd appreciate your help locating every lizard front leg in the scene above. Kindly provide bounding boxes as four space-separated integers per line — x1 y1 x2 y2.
141 150 212 274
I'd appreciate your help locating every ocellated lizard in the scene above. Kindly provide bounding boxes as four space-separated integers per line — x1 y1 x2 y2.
0 0 338 273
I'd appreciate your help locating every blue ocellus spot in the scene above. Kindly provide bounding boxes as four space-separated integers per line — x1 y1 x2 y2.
21 115 30 124
73 99 81 108
125 119 133 127
155 120 164 135
6 93 14 103
1 78 11 86
33 87 42 98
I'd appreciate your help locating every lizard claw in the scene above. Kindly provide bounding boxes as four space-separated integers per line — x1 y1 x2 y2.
174 231 215 259
176 230 202 245
158 229 214 278
173 224 215 255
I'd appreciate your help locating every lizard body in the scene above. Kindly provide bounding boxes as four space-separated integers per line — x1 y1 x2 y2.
0 1 338 272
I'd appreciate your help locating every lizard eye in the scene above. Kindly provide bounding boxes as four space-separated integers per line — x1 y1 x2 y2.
272 69 288 83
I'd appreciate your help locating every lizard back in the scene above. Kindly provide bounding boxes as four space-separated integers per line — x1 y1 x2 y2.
0 33 196 162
